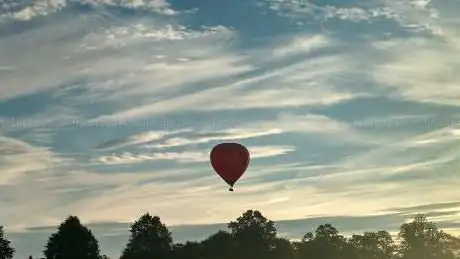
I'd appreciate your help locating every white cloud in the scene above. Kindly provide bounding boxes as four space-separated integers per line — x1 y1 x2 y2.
2 127 458 232
0 136 78 227
93 51 366 123
1 0 66 21
262 0 449 36
0 0 180 22
404 123 460 147
141 112 375 152
373 38 460 106
115 0 179 15
71 159 460 226
0 13 241 101
383 0 441 32
86 127 458 228
28 156 453 227
263 0 400 22
96 151 204 164
249 146 296 158
262 0 460 103
96 129 190 150
150 128 284 149
272 34 330 57
366 1 460 106
0 105 82 135
80 24 195 51
0 136 67 185
201 88 360 111
266 113 348 132
330 121 460 191
95 145 295 165
0 140 222 228
252 113 379 144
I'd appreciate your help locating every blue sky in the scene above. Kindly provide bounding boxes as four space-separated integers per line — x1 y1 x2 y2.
1 0 460 257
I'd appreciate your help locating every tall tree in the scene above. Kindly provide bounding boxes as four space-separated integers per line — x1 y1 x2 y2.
201 231 235 259
398 214 460 259
43 216 100 259
350 231 396 259
172 241 202 259
228 210 277 259
121 213 173 259
270 237 295 259
296 224 353 259
0 226 14 259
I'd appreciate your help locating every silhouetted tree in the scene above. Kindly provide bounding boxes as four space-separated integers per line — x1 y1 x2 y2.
296 224 353 259
270 237 295 259
398 214 460 259
172 241 203 259
43 216 100 259
201 231 235 259
27 211 460 259
0 226 14 259
228 210 277 259
120 213 173 259
350 231 396 259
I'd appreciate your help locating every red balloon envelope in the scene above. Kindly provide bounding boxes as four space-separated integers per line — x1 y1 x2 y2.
210 143 250 191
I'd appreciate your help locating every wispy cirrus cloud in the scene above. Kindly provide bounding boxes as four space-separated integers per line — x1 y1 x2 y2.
0 13 240 102
149 128 284 149
96 129 190 151
271 34 330 58
366 0 460 106
262 0 440 33
95 145 295 165
92 47 366 123
373 38 460 106
129 111 376 154
0 0 181 22
0 136 68 185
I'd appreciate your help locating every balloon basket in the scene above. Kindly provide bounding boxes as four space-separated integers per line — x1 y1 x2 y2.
229 187 234 192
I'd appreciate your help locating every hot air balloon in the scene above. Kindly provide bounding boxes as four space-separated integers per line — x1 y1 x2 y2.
210 143 250 191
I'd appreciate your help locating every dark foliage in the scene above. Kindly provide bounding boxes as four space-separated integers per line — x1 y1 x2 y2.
2 211 460 259
43 215 101 259
0 226 14 259
120 213 173 259
229 209 277 259
398 215 460 259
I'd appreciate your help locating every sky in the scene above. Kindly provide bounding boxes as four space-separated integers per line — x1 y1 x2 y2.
1 0 460 257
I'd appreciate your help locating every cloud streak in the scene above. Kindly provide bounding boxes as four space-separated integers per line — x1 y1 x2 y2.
96 129 190 151
90 32 368 123
0 0 182 22
95 145 295 165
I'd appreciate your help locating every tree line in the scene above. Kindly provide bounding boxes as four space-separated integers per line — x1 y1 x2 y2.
1 210 459 259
